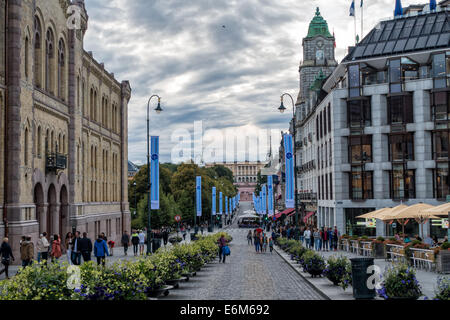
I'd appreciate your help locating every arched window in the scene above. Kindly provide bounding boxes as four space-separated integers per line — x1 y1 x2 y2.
45 129 49 155
34 17 42 88
90 88 94 120
94 90 98 122
82 80 86 116
77 76 80 109
50 130 54 153
37 126 42 157
25 36 29 79
57 39 66 100
24 127 29 166
45 29 55 94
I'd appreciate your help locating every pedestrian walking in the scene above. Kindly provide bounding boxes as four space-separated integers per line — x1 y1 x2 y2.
0 238 14 279
65 232 73 265
254 232 260 253
121 231 130 256
304 228 311 249
94 234 109 267
71 231 82 265
247 230 253 245
131 230 140 256
162 228 169 246
36 233 50 264
217 234 228 263
269 237 274 253
50 234 62 263
313 228 320 251
200 224 204 235
79 232 93 262
138 230 146 255
333 226 339 251
322 227 329 251
20 236 34 267
182 227 187 241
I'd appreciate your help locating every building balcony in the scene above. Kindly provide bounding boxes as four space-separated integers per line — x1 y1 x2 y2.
46 153 67 171
299 191 318 202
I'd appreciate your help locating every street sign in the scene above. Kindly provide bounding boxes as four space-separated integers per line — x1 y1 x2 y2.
392 222 397 229
175 215 181 222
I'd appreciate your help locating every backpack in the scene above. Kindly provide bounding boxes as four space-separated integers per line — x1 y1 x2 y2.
222 246 230 256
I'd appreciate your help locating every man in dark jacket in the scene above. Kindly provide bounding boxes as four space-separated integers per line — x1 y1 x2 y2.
71 231 82 265
162 228 169 246
121 231 130 256
79 232 93 262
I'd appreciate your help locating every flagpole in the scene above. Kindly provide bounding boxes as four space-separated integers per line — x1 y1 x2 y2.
361 2 364 40
354 12 357 45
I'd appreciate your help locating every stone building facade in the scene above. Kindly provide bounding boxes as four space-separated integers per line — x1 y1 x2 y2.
0 0 131 261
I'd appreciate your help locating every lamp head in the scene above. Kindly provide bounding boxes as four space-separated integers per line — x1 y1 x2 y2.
278 99 286 114
155 97 163 114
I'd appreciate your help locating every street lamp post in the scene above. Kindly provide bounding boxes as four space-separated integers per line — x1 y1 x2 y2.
278 93 300 226
133 182 137 218
147 95 163 255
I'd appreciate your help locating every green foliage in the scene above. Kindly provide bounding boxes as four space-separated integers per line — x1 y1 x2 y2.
254 171 267 194
377 264 422 299
441 242 450 250
376 236 385 242
434 276 450 300
302 251 326 277
324 255 352 290
0 232 232 300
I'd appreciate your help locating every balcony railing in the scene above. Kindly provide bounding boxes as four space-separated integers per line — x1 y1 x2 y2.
299 192 318 201
46 153 67 171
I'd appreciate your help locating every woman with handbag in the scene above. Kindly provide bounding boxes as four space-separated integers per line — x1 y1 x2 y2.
51 234 62 263
0 238 15 279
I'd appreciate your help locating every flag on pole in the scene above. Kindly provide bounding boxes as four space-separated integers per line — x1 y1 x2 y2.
430 0 437 11
225 196 228 216
196 176 202 217
333 29 336 48
212 187 216 216
349 0 355 16
394 0 403 17
219 192 223 215
262 185 267 215
360 0 363 7
150 137 160 210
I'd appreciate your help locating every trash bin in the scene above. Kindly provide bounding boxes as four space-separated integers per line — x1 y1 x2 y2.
350 258 376 299
152 238 162 253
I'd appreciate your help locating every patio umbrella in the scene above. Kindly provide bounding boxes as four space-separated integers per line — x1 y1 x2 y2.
356 208 392 219
255 228 263 233
377 204 409 235
381 203 435 237
422 202 450 216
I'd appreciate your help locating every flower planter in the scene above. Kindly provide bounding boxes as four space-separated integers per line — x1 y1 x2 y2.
307 268 323 278
436 250 450 274
374 242 386 259
166 277 188 289
147 285 174 298
386 296 420 300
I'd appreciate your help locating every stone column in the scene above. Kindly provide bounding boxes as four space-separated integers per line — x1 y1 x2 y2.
120 81 131 239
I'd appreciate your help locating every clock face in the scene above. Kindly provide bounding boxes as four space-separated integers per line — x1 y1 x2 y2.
316 50 324 61
316 40 324 48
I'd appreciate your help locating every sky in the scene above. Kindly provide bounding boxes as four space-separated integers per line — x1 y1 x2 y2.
83 0 422 165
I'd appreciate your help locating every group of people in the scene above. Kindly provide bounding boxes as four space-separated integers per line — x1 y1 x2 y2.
122 230 146 256
302 226 339 251
65 231 111 266
247 230 274 254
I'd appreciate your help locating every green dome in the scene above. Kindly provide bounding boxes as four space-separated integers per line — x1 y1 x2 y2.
306 7 333 39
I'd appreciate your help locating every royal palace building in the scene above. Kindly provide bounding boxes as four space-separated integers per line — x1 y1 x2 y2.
0 0 131 260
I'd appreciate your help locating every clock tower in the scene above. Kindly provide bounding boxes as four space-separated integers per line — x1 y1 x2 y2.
296 8 337 108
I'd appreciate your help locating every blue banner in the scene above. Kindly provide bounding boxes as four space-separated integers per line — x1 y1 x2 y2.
229 198 232 214
284 134 295 208
196 176 202 217
151 136 160 210
212 187 216 216
225 196 228 216
262 185 267 215
259 191 263 215
268 175 274 216
219 192 223 215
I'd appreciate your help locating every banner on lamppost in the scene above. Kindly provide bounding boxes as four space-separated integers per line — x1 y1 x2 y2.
284 134 295 208
262 184 267 215
150 136 160 210
212 187 216 216
219 192 223 215
268 175 274 216
225 196 228 215
196 176 202 217
229 198 232 214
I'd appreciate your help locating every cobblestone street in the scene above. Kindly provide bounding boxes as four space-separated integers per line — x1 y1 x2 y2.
162 202 325 300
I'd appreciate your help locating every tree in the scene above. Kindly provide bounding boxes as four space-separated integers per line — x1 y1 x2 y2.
255 170 267 194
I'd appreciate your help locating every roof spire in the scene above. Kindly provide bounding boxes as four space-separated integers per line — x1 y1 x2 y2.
306 7 333 38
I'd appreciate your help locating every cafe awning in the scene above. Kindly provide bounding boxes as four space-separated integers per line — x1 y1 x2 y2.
303 211 315 223
274 208 295 219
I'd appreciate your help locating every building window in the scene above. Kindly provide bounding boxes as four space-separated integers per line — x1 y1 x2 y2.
24 128 29 166
347 98 371 128
25 37 29 80
390 164 415 199
327 104 331 132
45 29 55 94
329 173 333 200
389 133 414 161
431 91 450 122
348 64 361 98
388 58 419 93
349 135 372 163
37 126 42 158
34 17 42 88
387 94 413 124
434 162 450 199
434 130 450 160
432 52 450 89
57 39 66 101
350 166 373 200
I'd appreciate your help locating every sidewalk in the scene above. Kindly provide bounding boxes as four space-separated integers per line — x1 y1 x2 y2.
274 244 441 300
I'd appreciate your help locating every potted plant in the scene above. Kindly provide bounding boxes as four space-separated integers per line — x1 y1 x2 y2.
372 237 385 258
323 255 352 290
433 276 450 300
436 242 450 274
303 251 326 278
377 264 422 300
